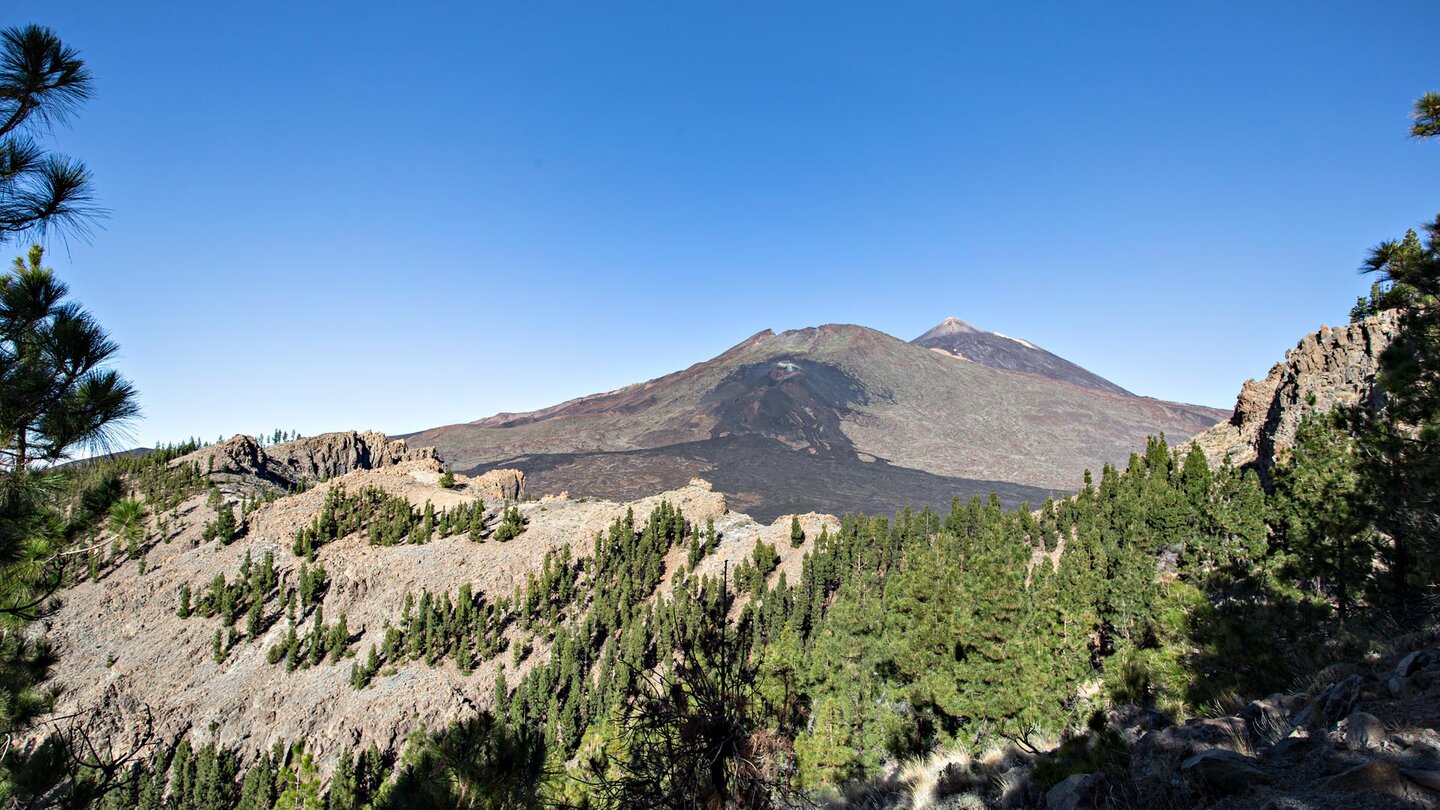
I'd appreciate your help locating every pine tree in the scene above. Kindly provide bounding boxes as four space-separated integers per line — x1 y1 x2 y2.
327 749 359 810
246 597 262 639
1347 212 1440 617
203 502 237 545
494 504 527 542
420 500 435 543
0 27 99 243
790 515 805 547
468 500 486 541
1271 411 1368 619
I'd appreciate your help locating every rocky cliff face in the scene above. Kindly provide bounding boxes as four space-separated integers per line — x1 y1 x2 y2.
468 468 526 502
1189 311 1400 483
175 431 441 493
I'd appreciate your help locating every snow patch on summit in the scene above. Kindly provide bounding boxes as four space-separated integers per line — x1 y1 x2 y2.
992 332 1038 350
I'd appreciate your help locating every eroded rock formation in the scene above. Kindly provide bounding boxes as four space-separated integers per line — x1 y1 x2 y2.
175 431 441 492
1188 311 1399 484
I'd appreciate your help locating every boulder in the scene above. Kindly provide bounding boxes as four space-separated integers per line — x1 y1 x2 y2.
996 765 1033 810
1404 769 1440 792
1324 759 1431 801
1045 772 1104 810
1388 675 1407 697
1344 711 1387 751
1139 715 1249 758
1108 704 1171 744
470 468 525 502
1264 734 1321 761
1181 749 1270 795
1394 728 1440 757
174 431 440 493
1185 311 1398 483
1398 650 1435 678
1296 675 1364 729
1241 697 1293 744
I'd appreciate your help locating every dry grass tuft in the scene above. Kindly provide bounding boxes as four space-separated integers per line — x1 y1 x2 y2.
1301 661 1361 696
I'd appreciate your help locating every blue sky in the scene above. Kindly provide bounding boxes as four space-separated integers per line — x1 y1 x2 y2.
7 1 1437 447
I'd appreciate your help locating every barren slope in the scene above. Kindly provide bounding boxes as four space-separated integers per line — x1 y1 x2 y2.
33 440 826 774
912 316 1135 396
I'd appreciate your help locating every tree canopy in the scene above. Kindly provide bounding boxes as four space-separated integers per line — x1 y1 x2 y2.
0 25 98 244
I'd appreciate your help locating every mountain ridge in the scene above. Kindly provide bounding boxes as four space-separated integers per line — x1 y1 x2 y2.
408 320 1228 519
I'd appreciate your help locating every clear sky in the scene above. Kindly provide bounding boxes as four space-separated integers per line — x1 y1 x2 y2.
7 1 1437 447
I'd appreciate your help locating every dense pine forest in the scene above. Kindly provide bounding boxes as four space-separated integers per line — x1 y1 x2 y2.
1 20 1439 810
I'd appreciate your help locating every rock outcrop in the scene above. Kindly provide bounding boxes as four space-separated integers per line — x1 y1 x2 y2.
468 468 525 502
1188 311 1399 484
174 431 441 493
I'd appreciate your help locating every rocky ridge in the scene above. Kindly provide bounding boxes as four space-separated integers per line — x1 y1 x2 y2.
1188 311 1400 484
176 431 442 493
33 436 833 775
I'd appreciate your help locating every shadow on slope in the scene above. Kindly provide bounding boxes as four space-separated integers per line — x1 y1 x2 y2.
462 433 1061 522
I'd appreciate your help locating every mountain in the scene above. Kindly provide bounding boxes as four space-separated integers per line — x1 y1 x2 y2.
27 313 1419 802
409 323 1229 520
912 317 1135 395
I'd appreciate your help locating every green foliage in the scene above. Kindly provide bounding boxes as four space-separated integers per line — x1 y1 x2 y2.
273 743 324 810
202 502 237 545
789 515 804 547
0 27 99 243
687 518 716 568
1030 712 1130 792
374 714 546 810
1345 211 1440 620
266 596 350 672
1270 411 1368 618
492 504 527 542
354 547 580 689
178 550 280 635
107 497 146 549
734 539 779 596
438 470 456 489
325 744 386 810
588 610 796 809
1412 90 1440 139
0 242 140 804
291 485 486 558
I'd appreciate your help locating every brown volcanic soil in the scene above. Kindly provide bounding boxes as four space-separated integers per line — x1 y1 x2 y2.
409 324 1227 517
